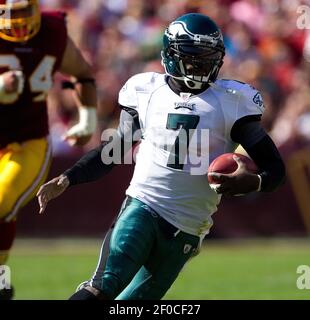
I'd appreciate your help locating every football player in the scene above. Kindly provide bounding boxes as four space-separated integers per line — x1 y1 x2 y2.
37 13 285 300
0 0 97 299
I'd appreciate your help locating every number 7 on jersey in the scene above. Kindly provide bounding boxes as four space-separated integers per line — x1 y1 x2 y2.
166 113 200 170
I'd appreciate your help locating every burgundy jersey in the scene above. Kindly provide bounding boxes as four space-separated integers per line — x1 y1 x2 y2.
0 11 68 148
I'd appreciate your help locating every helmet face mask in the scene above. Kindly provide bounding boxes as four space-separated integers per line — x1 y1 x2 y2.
162 13 225 89
0 0 41 43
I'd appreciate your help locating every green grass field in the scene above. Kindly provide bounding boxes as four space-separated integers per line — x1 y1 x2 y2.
6 238 310 300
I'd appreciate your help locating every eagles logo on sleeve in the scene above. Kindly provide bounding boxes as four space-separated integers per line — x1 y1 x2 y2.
253 92 264 110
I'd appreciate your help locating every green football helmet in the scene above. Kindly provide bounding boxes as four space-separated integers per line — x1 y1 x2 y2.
161 13 225 89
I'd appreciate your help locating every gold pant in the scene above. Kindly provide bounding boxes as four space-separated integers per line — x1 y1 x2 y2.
0 137 52 222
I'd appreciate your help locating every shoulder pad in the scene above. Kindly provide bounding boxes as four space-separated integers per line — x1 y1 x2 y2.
119 72 165 109
216 79 264 113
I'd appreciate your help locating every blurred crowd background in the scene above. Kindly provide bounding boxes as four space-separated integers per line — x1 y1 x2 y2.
19 0 310 237
41 0 310 154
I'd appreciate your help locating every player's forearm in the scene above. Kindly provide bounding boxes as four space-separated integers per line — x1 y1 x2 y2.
71 77 97 108
63 130 135 186
60 36 97 109
71 79 97 135
232 119 286 192
64 108 140 186
63 142 116 186
244 135 286 192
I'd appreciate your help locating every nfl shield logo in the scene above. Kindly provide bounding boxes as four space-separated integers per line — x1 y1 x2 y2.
180 92 192 101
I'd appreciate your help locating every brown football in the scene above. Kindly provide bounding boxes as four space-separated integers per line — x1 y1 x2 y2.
208 153 258 184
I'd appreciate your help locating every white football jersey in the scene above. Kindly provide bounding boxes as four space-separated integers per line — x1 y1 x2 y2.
118 72 264 238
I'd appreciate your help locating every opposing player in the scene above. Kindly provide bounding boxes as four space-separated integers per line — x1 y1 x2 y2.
37 13 285 300
0 0 97 299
